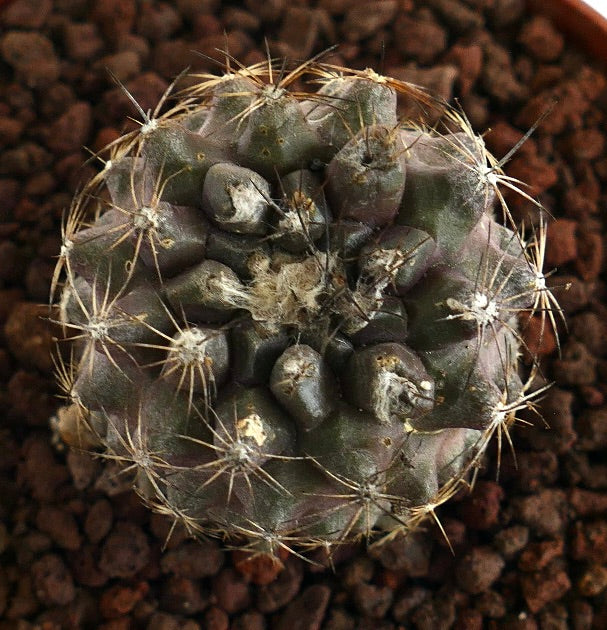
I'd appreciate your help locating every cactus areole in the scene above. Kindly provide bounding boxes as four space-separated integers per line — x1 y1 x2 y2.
54 59 557 557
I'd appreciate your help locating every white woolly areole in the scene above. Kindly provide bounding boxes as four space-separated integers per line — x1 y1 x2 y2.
359 479 382 502
172 328 211 366
131 439 153 469
59 283 74 326
363 247 409 281
276 191 316 237
236 413 267 447
277 207 310 236
140 118 158 135
534 271 546 291
446 291 499 325
279 352 317 395
338 280 385 335
281 353 316 380
133 205 160 231
489 399 509 430
204 268 248 309
229 441 253 464
227 180 269 226
60 238 73 259
482 167 499 187
373 360 425 424
85 316 110 341
361 67 388 83
261 84 286 100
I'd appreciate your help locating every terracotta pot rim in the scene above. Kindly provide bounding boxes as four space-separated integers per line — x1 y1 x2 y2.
527 0 607 65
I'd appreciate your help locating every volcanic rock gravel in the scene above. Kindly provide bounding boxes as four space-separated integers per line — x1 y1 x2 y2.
0 0 606 628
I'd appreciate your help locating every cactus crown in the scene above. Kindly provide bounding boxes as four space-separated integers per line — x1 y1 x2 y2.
53 57 559 559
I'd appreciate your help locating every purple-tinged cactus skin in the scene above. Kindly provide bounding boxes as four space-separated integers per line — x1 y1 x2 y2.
53 58 561 559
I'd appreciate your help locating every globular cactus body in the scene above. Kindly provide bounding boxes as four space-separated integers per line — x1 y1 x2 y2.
54 59 555 556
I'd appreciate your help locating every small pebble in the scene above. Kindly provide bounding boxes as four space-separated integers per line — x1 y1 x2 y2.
85 499 114 544
36 505 82 551
100 582 149 619
455 546 505 594
458 481 504 530
577 564 607 597
212 568 251 615
369 531 432 575
0 0 53 29
230 610 267 630
518 539 564 572
394 14 447 64
160 540 224 579
99 522 150 578
91 0 137 42
256 557 304 613
518 16 564 62
512 489 568 537
62 22 104 61
4 302 55 372
0 31 60 88
136 1 182 41
351 582 393 619
275 584 331 630
31 553 76 606
520 563 571 613
95 51 142 83
160 575 209 615
343 0 398 41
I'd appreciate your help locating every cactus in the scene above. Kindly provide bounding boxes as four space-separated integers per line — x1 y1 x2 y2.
53 58 559 558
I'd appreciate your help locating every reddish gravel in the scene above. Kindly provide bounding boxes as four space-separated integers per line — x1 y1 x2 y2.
0 0 607 628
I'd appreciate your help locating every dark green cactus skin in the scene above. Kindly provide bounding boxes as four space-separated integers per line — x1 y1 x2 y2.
55 61 551 555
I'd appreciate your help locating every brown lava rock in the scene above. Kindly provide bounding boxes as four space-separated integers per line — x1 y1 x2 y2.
458 481 504 530
98 522 151 579
455 546 505 594
4 302 56 372
0 0 605 628
31 553 76 607
520 562 571 613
